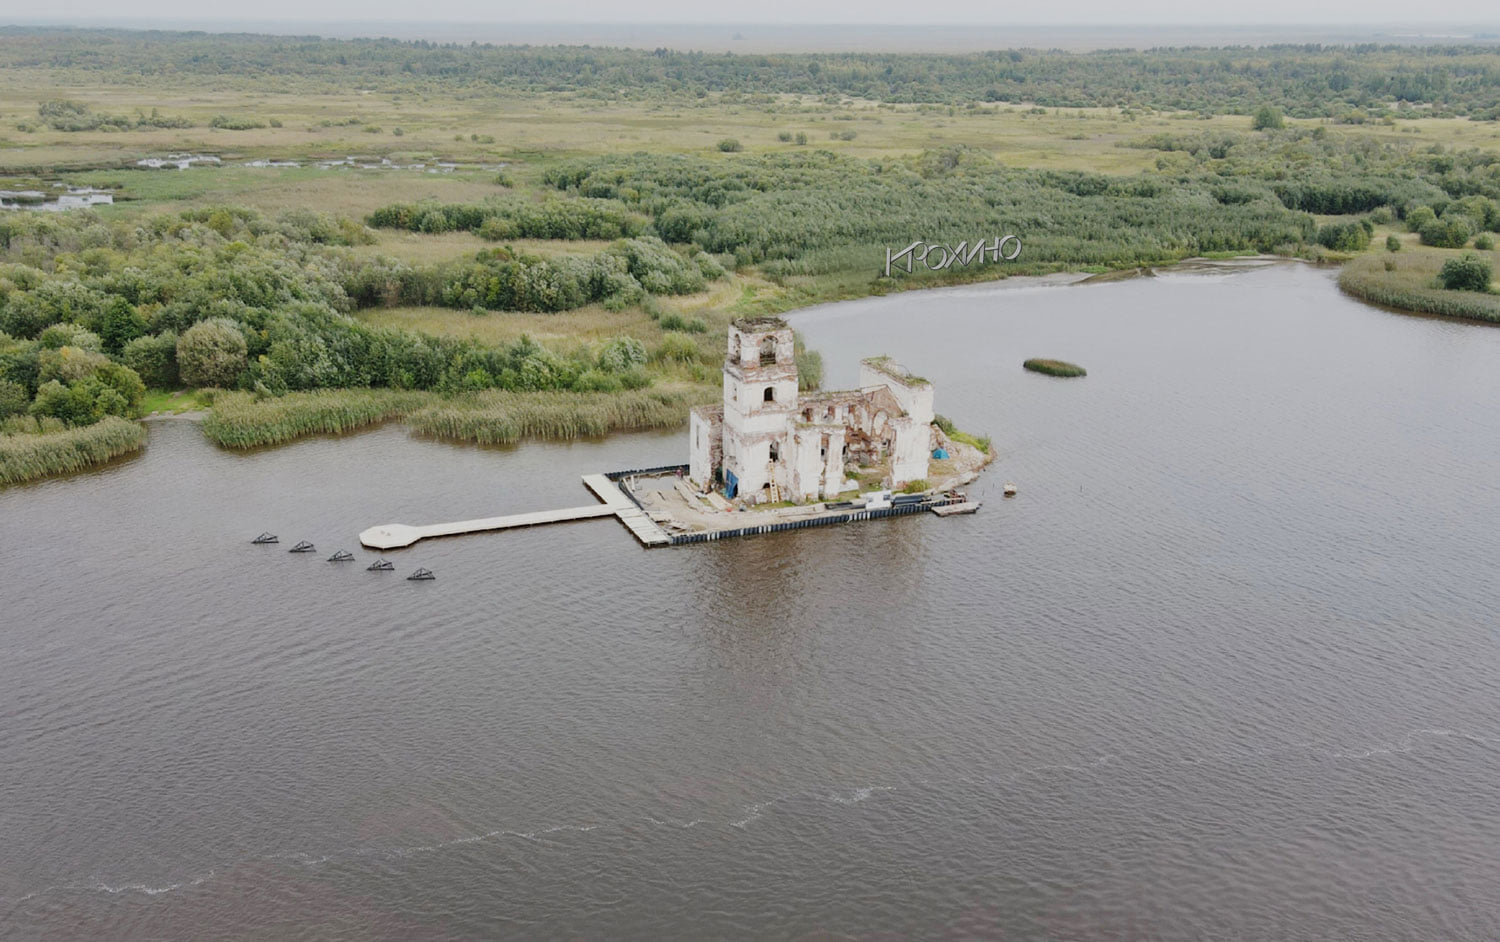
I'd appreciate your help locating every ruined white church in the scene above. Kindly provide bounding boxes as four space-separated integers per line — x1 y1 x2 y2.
689 316 936 503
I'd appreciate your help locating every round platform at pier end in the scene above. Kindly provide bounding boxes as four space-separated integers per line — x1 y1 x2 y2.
359 523 423 550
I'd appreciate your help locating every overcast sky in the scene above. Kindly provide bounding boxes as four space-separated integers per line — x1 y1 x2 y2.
22 0 1500 26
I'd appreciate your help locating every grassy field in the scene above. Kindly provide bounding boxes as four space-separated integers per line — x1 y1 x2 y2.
1340 244 1500 322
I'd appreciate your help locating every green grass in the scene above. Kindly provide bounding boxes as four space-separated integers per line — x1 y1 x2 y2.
202 389 428 448
407 388 701 445
200 385 709 449
1023 358 1088 377
0 416 146 486
934 414 993 454
141 388 211 414
1339 247 1500 323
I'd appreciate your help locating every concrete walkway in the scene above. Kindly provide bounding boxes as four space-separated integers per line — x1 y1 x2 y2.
358 473 672 550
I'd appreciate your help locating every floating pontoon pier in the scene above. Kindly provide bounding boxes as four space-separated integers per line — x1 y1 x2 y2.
359 467 972 551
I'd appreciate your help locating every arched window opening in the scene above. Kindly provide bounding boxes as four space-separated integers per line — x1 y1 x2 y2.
759 336 777 366
763 386 775 403
769 442 780 462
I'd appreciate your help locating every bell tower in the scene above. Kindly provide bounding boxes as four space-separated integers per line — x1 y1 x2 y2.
721 317 798 500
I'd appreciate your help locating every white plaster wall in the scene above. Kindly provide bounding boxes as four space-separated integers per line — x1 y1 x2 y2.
689 410 717 488
823 432 847 496
889 415 932 486
728 433 780 500
789 430 825 502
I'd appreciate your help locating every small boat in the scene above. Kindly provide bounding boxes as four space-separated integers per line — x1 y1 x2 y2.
407 567 435 581
1003 482 1018 497
289 540 316 553
328 550 354 562
251 532 279 544
366 559 394 572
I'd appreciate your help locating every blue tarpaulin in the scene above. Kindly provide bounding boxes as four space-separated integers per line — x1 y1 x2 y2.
932 448 950 459
724 469 738 499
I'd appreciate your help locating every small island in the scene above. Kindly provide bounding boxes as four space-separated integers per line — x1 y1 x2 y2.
1023 358 1088 378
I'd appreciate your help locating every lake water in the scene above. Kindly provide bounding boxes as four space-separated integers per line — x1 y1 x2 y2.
3 262 1500 939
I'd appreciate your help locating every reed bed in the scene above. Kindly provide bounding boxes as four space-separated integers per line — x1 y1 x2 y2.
1339 251 1500 323
203 389 429 448
408 389 697 445
0 416 146 486
1023 358 1088 377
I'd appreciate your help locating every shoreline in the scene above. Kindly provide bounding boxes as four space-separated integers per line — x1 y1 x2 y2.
0 254 1336 488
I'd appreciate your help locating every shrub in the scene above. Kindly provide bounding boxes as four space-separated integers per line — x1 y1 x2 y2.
1023 358 1087 377
716 138 742 152
1316 221 1371 252
0 378 28 417
1252 105 1284 130
794 346 823 390
1405 205 1437 233
1438 253 1494 292
1420 217 1473 248
653 333 701 363
1476 234 1495 251
1386 234 1402 252
177 318 248 387
657 312 707 332
900 478 930 494
209 114 267 130
597 335 647 372
37 324 102 352
38 346 110 384
30 377 128 425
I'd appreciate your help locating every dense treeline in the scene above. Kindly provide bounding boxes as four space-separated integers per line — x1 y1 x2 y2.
536 131 1500 271
344 238 724 313
368 198 647 241
3 28 1499 117
541 147 1311 270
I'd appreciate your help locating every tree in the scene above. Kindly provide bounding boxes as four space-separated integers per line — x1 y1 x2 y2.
1386 234 1402 252
0 378 28 418
1405 205 1437 233
177 318 248 387
1252 105 1283 130
121 332 180 388
1438 253 1493 292
1420 217 1472 249
29 377 130 426
99 297 148 355
1316 221 1370 252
